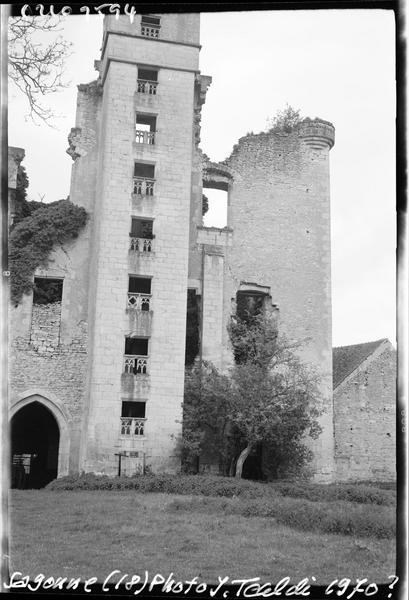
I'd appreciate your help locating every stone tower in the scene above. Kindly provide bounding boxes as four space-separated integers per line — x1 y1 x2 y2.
194 120 336 481
69 14 204 474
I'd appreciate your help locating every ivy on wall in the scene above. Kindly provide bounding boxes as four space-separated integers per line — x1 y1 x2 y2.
9 198 88 306
202 193 209 216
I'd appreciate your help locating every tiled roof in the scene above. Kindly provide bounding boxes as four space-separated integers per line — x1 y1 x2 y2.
332 339 388 389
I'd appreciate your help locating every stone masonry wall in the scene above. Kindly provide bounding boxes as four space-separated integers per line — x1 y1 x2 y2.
30 302 62 353
334 343 396 481
9 302 88 474
199 227 233 369
9 222 92 475
10 324 88 420
103 13 200 47
221 123 335 480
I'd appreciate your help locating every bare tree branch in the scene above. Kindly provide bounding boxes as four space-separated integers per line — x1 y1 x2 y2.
8 16 72 125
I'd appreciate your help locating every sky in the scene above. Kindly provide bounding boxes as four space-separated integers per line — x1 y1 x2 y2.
8 9 396 348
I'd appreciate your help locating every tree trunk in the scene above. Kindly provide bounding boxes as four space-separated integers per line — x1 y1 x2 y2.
228 456 236 477
235 445 253 478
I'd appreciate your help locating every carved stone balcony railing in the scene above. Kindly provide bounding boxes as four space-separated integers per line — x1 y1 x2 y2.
127 293 151 310
129 237 153 253
133 177 155 196
124 355 148 375
137 79 158 95
135 130 156 145
120 417 146 436
141 25 160 38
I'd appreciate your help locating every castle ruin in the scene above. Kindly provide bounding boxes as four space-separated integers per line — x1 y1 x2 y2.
9 13 343 485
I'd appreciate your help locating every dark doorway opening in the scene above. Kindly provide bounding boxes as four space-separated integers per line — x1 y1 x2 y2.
242 444 264 481
11 402 60 489
185 289 201 366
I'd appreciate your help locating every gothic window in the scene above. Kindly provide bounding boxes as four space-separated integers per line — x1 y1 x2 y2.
133 163 155 196
141 15 161 38
120 401 146 436
135 114 157 144
123 337 149 375
137 68 158 94
127 276 152 311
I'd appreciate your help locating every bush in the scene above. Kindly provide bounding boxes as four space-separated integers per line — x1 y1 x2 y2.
46 473 395 506
273 482 395 506
46 473 269 498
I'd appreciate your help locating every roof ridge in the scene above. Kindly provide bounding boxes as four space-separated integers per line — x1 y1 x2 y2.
333 338 388 351
332 339 390 389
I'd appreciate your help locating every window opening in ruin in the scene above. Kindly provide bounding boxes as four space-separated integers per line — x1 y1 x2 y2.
131 217 154 238
202 189 228 228
127 276 152 310
122 401 146 418
128 276 151 294
124 337 149 375
133 163 155 196
135 114 156 145
137 68 158 95
125 337 148 356
141 15 161 38
236 292 266 323
33 277 63 305
121 401 146 436
138 68 158 82
134 163 155 179
185 289 201 366
130 218 154 253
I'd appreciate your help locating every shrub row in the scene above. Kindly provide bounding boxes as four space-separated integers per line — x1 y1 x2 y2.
46 473 267 497
274 482 395 506
167 495 396 539
46 473 395 506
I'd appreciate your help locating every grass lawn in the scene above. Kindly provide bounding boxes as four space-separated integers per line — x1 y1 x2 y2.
9 490 395 586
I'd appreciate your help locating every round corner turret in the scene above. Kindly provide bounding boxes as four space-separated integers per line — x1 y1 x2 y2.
298 118 335 150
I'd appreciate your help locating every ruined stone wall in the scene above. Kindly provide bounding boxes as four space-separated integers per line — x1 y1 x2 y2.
197 227 232 369
9 233 92 474
67 81 102 215
80 16 200 474
9 323 87 420
220 121 335 480
334 343 396 481
29 302 62 353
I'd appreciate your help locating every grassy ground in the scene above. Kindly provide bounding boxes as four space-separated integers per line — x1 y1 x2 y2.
9 490 396 585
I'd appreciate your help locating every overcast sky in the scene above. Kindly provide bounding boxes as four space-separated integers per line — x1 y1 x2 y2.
8 9 396 348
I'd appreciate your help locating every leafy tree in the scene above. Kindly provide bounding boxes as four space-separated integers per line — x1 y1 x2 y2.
229 312 322 478
266 103 302 134
182 362 234 474
182 312 323 479
8 16 72 124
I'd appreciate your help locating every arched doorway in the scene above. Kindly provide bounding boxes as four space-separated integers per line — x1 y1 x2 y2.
11 402 60 488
